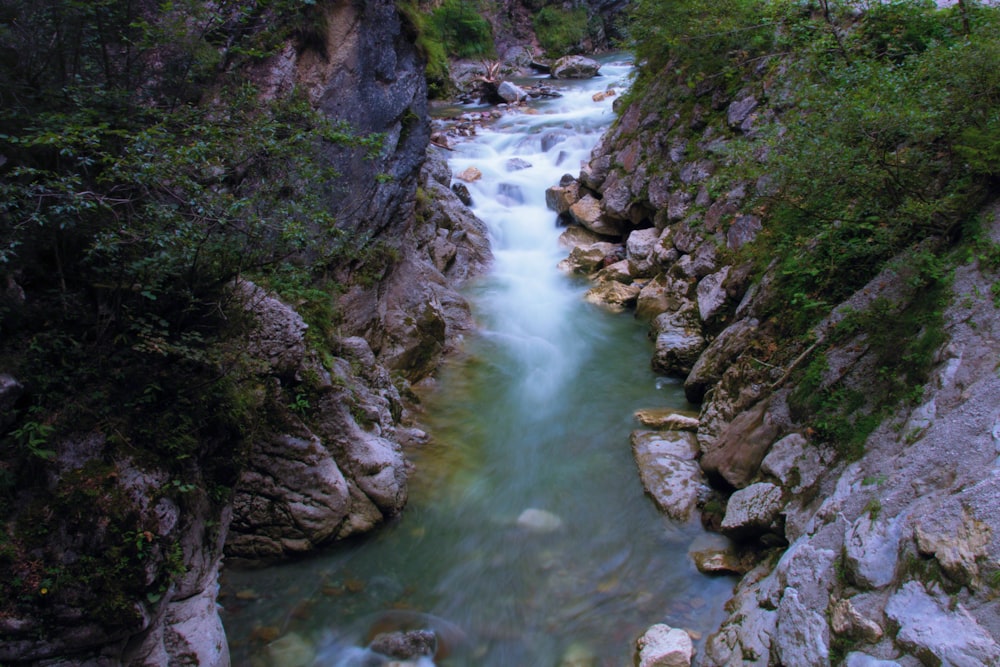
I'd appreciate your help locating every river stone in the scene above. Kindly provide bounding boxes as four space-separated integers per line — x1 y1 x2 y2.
720 482 784 537
570 194 622 237
631 436 704 522
886 580 1000 665
700 398 781 489
455 166 482 182
546 180 580 214
517 508 563 532
636 624 694 667
369 629 436 659
627 227 663 278
689 534 752 575
633 409 700 432
631 429 700 460
558 242 618 275
497 81 527 103
584 280 641 312
636 274 694 321
595 259 632 284
560 642 597 667
774 587 830 667
844 514 903 589
551 55 601 79
651 307 705 376
558 226 604 250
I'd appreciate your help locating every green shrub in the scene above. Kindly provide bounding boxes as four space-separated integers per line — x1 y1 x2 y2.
429 0 494 59
533 6 590 56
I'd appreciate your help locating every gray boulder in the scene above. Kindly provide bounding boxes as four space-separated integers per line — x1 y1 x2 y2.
551 55 601 79
720 482 784 537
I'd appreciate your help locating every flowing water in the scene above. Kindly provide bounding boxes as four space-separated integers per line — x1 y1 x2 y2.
222 57 735 667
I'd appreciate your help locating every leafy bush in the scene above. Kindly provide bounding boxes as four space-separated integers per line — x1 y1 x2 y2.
429 0 495 59
533 6 590 56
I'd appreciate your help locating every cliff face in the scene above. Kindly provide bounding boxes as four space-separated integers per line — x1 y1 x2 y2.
0 0 489 663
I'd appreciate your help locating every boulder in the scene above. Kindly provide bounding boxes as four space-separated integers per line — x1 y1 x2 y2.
636 624 694 667
886 581 1000 665
633 410 700 432
774 587 830 667
594 259 632 284
369 630 437 659
455 166 482 183
830 597 883 644
631 431 705 521
844 514 903 589
239 281 308 376
727 96 759 129
727 214 762 249
696 266 731 322
700 399 780 489
546 181 580 214
627 227 663 279
636 274 694 321
558 242 619 275
913 505 990 586
551 55 601 79
584 279 641 312
689 534 752 575
760 433 823 493
505 157 532 171
651 307 705 376
720 482 784 537
684 318 759 403
558 225 604 250
497 81 528 103
569 194 622 237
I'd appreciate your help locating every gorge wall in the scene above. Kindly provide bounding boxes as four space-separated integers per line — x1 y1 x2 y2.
549 6 1000 662
0 0 489 663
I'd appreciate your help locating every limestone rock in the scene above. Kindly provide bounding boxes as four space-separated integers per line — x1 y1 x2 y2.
684 317 759 403
546 180 581 214
569 194 622 237
636 274 694 321
727 96 759 129
843 653 902 667
558 225 604 250
720 482 784 537
595 259 632 284
633 409 700 432
651 307 705 376
913 505 990 586
727 214 762 249
697 266 731 322
497 80 527 103
268 632 315 667
636 624 694 667
830 597 883 644
760 432 823 493
551 55 601 79
558 242 619 275
844 514 903 589
162 586 230 667
584 279 641 312
455 166 482 182
700 399 780 489
632 432 705 521
627 227 663 278
774 587 830 667
631 429 700 460
239 281 308 376
229 432 350 560
689 534 752 575
369 629 437 659
886 581 1000 665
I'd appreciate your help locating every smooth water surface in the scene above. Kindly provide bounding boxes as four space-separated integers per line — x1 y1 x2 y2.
222 57 735 667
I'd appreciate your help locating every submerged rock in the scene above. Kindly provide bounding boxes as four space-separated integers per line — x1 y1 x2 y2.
516 508 564 532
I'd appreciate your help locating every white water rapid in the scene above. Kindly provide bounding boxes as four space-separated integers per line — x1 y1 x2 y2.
221 56 736 667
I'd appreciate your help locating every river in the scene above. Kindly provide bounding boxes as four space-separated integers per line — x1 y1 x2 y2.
221 56 735 667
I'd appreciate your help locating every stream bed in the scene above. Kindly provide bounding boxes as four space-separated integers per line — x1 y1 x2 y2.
221 56 735 667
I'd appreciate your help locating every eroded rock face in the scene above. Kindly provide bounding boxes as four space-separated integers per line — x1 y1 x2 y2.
551 55 602 79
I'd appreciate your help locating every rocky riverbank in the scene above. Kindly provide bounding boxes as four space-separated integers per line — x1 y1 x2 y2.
543 36 1000 666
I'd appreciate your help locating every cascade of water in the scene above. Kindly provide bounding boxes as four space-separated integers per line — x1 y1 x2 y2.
222 57 736 667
